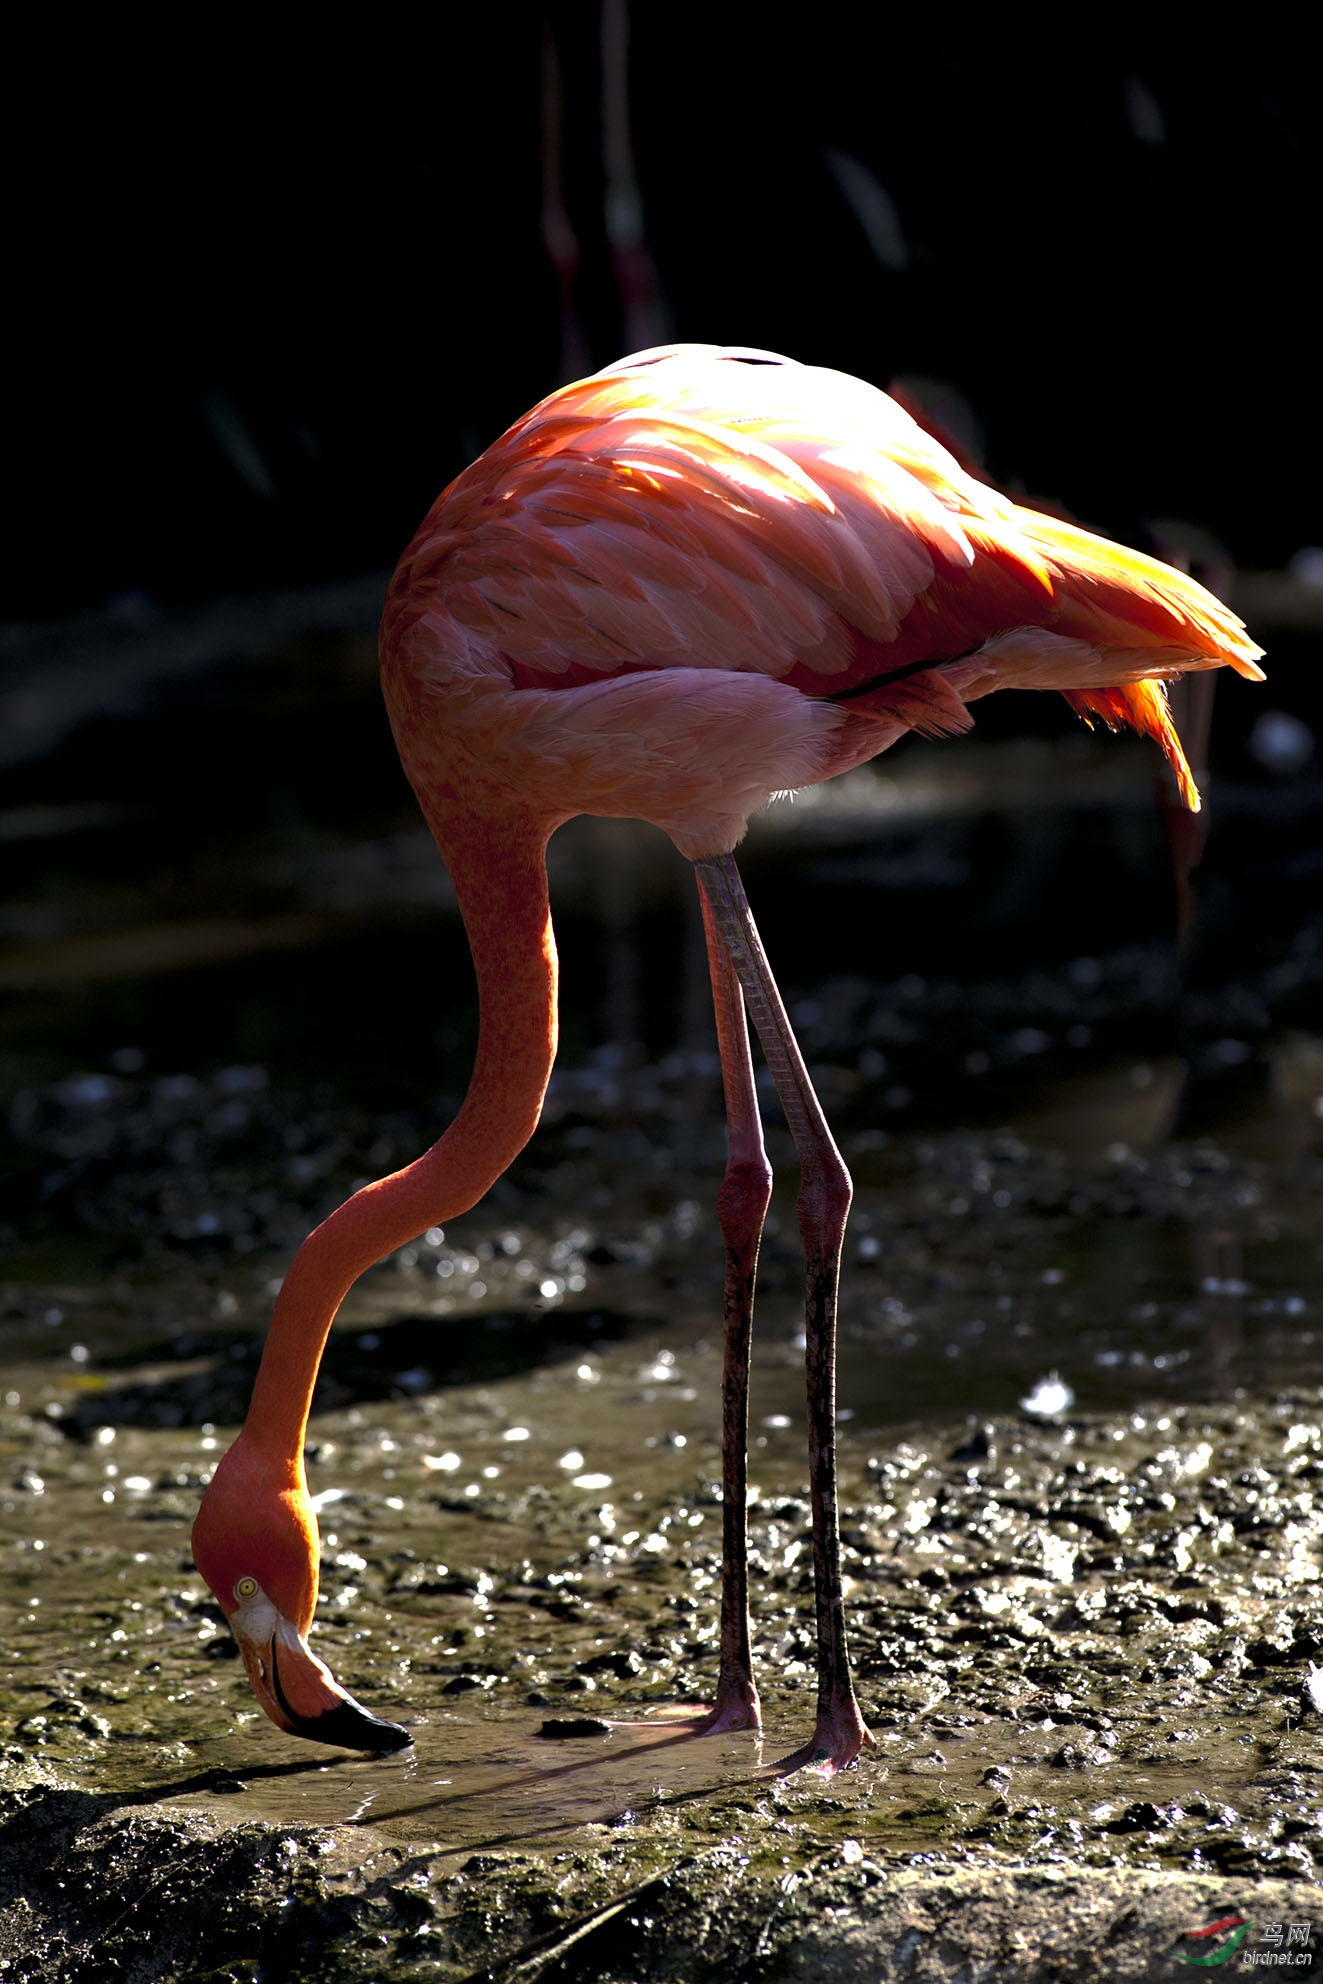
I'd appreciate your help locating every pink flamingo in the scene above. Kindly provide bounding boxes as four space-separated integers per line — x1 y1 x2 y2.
193 344 1263 1773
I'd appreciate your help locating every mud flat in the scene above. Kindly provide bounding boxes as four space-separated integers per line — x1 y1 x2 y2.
3 1279 1322 1980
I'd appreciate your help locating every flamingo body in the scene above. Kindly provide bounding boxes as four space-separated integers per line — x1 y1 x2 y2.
381 344 1260 853
194 345 1262 1765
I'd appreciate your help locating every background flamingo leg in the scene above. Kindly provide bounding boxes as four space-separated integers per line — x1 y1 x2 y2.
694 853 875 1776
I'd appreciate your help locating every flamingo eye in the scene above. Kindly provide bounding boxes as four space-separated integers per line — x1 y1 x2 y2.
234 1575 258 1600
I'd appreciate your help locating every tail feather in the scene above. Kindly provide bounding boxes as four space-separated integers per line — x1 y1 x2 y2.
1004 505 1263 815
1012 506 1265 681
1063 680 1201 811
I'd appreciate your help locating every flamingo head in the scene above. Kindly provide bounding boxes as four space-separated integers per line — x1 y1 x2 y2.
192 1436 411 1753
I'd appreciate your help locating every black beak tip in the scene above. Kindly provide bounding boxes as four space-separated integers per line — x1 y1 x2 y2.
289 1699 413 1754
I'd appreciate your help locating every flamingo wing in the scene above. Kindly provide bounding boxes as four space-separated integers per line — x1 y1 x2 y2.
385 346 1262 805
395 348 1037 692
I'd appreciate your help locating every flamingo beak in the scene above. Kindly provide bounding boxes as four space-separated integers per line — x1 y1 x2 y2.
229 1582 412 1754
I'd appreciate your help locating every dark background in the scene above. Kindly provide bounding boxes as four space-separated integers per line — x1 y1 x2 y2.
8 17 1318 622
2 13 1321 1225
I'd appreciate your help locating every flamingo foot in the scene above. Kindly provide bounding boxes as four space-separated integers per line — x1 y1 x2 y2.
604 1674 762 1739
685 1671 762 1737
770 1697 876 1778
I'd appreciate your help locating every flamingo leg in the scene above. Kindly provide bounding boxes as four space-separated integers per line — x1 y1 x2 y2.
689 875 771 1734
694 852 875 1775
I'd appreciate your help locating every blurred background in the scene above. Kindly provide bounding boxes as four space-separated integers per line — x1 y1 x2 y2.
3 12 1321 1417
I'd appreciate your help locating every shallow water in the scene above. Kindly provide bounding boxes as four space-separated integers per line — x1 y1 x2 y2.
3 1049 1322 1888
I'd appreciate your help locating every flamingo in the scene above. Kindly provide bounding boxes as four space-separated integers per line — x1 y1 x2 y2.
192 344 1264 1773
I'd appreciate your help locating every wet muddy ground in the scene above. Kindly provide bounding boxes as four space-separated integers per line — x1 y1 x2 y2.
2 599 1323 1977
4 1074 1323 1978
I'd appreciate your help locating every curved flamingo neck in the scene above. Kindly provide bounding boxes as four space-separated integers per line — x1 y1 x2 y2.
241 805 558 1462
